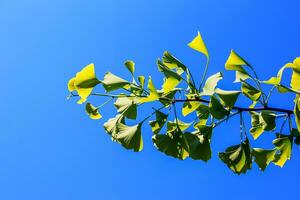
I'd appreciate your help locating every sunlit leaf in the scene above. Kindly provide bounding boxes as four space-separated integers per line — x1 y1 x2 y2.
157 60 182 94
114 96 137 119
68 63 101 104
182 95 202 116
116 123 143 152
219 139 252 174
225 50 251 82
250 111 276 140
85 103 102 120
263 66 286 85
149 110 168 134
138 76 145 88
241 80 261 103
200 72 223 96
294 95 300 132
290 58 300 91
272 136 292 167
102 72 130 92
139 77 160 103
167 119 192 133
103 114 125 137
188 31 209 58
209 96 229 120
252 148 276 171
124 60 135 75
215 88 240 109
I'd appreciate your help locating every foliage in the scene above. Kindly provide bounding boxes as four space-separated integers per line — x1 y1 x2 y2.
67 32 300 174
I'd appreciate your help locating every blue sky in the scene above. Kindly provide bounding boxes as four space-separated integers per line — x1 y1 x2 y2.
1 0 300 199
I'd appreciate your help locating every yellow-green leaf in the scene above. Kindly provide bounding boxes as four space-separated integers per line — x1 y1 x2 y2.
294 95 300 132
116 123 143 152
215 88 240 109
225 50 250 82
250 111 276 140
272 136 292 167
102 72 130 92
209 96 229 120
291 58 300 91
68 63 101 104
139 77 160 103
167 119 191 133
188 31 209 58
241 80 261 102
149 110 168 134
182 97 202 116
252 148 276 171
114 96 137 119
85 103 102 120
103 114 125 137
124 60 135 75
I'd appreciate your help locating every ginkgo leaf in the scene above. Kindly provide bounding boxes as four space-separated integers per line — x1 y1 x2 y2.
294 95 300 132
114 96 137 119
215 88 240 109
124 60 135 75
183 132 211 161
188 31 209 58
225 50 250 82
68 63 101 104
250 111 276 139
157 60 182 94
252 148 276 171
200 72 223 96
152 130 189 160
103 114 125 137
263 66 286 85
195 105 210 126
241 80 261 102
272 136 292 167
219 139 252 175
182 94 202 116
167 119 192 133
138 76 145 88
290 57 300 91
85 103 102 120
209 96 229 120
102 72 130 92
149 110 168 134
116 123 143 152
139 77 160 103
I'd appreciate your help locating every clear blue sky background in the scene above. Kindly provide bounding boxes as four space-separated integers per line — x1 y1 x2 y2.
1 0 300 199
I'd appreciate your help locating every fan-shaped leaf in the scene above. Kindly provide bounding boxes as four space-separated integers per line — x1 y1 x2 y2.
188 31 209 58
102 72 130 92
124 60 135 75
250 111 276 139
209 96 229 120
114 97 137 119
252 148 276 171
200 72 223 96
85 103 102 120
215 88 240 109
149 110 168 134
139 77 160 103
272 136 292 167
116 123 143 152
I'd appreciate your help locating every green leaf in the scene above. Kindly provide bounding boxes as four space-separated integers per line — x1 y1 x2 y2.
188 31 209 58
272 136 292 167
138 76 145 88
167 119 191 133
157 60 182 94
200 72 223 96
225 50 251 82
219 139 252 175
195 105 210 126
149 110 168 134
241 80 261 102
294 95 300 133
252 148 276 171
114 97 137 119
124 60 135 75
182 95 202 116
116 123 143 152
102 72 130 92
139 77 160 103
85 103 102 120
103 114 125 137
215 88 240 109
250 111 276 139
68 63 101 104
209 96 229 120
152 130 189 160
183 132 211 161
158 88 180 106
